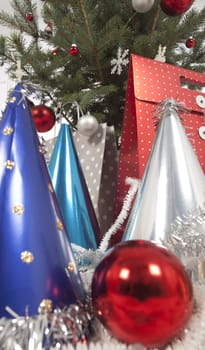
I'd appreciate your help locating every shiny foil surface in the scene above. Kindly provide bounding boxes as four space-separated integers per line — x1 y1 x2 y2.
49 124 101 250
0 84 85 318
92 240 193 348
122 101 205 243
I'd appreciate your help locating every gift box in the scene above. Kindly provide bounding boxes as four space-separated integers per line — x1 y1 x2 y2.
115 54 205 217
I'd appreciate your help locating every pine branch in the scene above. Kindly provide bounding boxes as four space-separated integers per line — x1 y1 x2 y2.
97 16 128 53
151 4 161 33
0 11 21 31
0 0 205 132
41 2 73 47
79 0 103 81
13 0 39 40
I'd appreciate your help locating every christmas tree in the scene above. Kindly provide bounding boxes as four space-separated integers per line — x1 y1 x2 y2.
0 0 204 136
0 2 205 349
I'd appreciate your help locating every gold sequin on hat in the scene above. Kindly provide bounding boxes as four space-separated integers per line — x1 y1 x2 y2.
9 97 16 103
56 219 63 231
20 251 34 264
13 204 24 215
4 160 15 170
3 127 14 135
48 183 54 193
67 262 74 273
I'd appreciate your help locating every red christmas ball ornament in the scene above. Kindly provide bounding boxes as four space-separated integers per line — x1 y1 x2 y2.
69 44 79 56
26 12 34 22
91 240 193 348
31 105 56 133
160 0 194 16
51 48 58 56
186 37 196 48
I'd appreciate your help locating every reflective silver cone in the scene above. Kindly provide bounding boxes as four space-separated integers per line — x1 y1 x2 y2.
122 100 205 243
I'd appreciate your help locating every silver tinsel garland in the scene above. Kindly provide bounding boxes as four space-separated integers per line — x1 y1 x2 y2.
0 283 205 350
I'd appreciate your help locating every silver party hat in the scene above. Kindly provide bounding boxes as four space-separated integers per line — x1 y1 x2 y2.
122 99 205 243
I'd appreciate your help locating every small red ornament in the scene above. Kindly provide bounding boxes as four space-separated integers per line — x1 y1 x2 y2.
31 105 56 132
45 22 52 33
186 37 195 48
160 0 194 16
44 22 53 38
51 48 58 56
26 12 34 22
69 44 79 56
92 240 193 348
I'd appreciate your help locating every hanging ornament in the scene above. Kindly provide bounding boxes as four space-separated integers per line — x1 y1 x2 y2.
51 48 58 56
77 112 99 137
44 22 53 39
154 44 167 62
160 0 194 16
69 43 79 56
111 47 129 75
186 37 196 48
26 12 34 22
131 0 155 13
92 240 193 348
31 105 56 133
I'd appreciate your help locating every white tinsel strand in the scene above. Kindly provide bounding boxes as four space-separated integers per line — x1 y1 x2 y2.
98 177 140 253
71 177 139 291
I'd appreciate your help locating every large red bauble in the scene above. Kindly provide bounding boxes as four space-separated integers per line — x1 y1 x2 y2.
160 0 194 16
91 240 193 348
31 105 56 132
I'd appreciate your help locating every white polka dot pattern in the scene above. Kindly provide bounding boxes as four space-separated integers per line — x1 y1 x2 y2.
115 54 205 217
44 137 57 163
73 124 118 235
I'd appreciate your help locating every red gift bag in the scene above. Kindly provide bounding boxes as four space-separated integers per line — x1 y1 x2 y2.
115 54 205 218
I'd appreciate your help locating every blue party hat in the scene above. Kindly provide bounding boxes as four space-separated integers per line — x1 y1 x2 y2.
0 84 85 318
49 124 101 250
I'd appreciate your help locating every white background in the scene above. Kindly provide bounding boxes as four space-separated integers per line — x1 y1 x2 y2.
0 0 204 112
0 0 45 113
